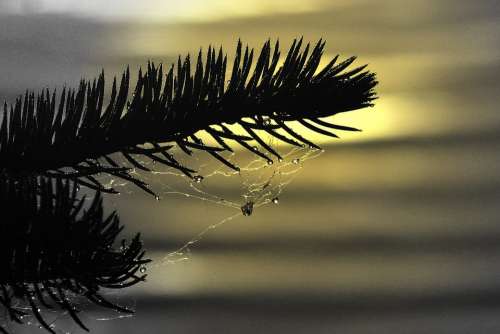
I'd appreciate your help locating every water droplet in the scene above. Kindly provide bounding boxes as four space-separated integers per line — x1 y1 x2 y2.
292 158 300 164
120 241 128 252
278 158 283 163
155 196 160 201
193 175 204 183
267 160 273 165
139 266 147 274
272 197 279 204
252 146 258 151
240 201 254 216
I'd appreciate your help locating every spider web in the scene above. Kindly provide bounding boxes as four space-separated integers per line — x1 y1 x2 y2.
155 146 322 266
98 127 324 267
0 290 137 334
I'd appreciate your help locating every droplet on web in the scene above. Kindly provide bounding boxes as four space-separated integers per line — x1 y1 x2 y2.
292 158 300 164
155 196 160 201
267 160 274 165
139 266 147 274
272 197 279 204
241 201 254 216
193 175 204 183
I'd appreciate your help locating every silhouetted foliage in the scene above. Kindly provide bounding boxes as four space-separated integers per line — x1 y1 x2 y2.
0 38 377 196
0 176 149 333
0 38 377 332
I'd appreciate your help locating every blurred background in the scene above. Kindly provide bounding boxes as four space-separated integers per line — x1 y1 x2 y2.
2 0 500 333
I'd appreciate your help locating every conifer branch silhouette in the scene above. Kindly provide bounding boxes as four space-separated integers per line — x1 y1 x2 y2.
0 38 377 333
0 38 377 196
0 176 149 333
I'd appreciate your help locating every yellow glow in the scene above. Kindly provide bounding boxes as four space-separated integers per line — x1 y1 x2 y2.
165 0 326 22
325 95 410 143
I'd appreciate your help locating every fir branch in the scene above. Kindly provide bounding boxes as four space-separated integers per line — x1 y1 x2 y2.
0 38 377 194
0 37 378 332
0 176 150 333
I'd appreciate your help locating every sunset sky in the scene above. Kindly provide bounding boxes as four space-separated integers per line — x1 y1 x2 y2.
2 1 500 333
1 0 499 143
